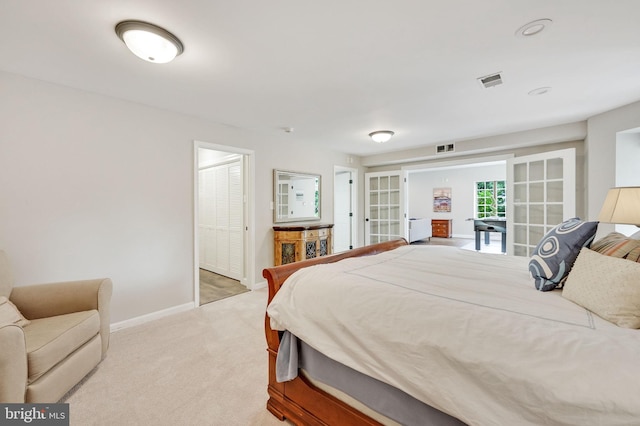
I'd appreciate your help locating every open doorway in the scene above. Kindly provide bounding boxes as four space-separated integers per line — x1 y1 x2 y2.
403 156 509 246
194 141 255 306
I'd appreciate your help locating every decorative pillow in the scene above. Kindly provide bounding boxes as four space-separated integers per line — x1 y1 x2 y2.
590 232 640 262
0 296 30 327
563 248 640 328
529 217 599 291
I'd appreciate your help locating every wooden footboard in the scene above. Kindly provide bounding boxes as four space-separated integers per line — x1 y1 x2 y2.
263 239 408 425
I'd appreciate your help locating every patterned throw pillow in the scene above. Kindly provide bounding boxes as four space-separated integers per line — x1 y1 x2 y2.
591 232 640 262
563 248 640 328
529 218 599 291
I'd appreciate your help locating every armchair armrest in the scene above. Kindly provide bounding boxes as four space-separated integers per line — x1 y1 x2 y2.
10 278 113 357
0 324 28 402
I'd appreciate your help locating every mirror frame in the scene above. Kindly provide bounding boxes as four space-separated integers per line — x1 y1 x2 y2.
273 169 321 223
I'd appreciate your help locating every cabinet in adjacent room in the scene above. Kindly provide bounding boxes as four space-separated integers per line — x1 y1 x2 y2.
431 219 452 238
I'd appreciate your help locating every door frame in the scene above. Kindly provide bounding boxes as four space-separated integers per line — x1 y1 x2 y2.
193 140 256 306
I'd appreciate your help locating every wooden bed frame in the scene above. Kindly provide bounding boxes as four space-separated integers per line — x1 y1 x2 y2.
263 239 408 426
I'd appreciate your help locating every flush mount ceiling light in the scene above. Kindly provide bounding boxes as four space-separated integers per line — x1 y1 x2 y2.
528 87 552 96
515 18 553 38
368 130 395 143
115 20 184 63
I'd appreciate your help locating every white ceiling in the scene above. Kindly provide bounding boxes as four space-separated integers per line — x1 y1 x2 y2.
2 1 640 156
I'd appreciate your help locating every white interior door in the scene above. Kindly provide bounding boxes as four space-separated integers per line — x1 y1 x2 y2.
227 161 243 277
365 171 405 245
507 148 576 256
198 167 216 271
198 158 243 280
334 166 356 252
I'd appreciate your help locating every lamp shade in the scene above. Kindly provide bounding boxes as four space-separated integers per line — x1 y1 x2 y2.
369 130 394 143
597 187 640 225
116 21 184 64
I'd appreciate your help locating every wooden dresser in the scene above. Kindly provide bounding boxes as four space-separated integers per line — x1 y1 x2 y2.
273 224 334 266
431 219 452 238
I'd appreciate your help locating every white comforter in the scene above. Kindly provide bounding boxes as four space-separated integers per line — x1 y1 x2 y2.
267 245 640 426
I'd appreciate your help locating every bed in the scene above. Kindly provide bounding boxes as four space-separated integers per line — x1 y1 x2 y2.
263 238 640 426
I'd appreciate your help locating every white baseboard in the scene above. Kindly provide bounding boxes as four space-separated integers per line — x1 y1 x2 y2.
110 280 268 332
110 302 195 333
251 279 267 290
452 234 474 239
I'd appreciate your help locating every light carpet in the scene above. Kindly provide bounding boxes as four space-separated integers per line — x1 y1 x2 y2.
62 288 288 426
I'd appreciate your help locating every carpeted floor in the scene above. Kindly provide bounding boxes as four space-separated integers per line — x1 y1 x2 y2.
199 269 249 305
62 288 289 426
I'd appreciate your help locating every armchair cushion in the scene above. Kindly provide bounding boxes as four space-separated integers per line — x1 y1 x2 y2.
0 296 30 327
0 324 28 402
11 278 112 358
24 310 100 383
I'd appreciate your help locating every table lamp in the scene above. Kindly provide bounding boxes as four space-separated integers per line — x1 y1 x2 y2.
598 187 640 226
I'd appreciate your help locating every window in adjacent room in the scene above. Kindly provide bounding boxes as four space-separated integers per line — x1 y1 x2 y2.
475 180 506 218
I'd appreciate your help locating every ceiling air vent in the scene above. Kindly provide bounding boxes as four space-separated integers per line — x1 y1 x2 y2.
436 143 455 154
477 72 503 89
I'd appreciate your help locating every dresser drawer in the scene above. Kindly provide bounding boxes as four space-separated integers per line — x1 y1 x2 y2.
303 230 318 239
431 219 452 238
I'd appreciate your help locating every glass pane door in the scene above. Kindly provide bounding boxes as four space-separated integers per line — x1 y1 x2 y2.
507 148 576 256
365 171 405 245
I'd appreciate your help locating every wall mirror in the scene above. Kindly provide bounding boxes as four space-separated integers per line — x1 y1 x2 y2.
274 169 321 223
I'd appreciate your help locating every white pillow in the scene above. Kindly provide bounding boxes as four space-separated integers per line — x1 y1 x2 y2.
0 296 30 327
563 248 640 328
629 229 640 240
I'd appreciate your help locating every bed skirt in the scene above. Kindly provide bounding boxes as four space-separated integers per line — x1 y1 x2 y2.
276 331 466 426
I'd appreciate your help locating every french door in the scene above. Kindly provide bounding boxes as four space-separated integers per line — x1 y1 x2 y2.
506 148 576 256
365 171 406 245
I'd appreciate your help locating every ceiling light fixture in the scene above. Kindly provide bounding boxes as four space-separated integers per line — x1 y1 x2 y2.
115 20 184 64
515 19 553 38
369 130 395 143
528 87 552 96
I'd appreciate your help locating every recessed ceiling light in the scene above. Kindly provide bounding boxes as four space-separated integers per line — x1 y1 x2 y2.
528 87 552 96
115 20 184 63
515 19 553 38
368 130 395 143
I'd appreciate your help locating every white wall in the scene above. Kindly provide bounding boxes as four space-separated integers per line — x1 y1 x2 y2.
587 99 640 237
615 130 640 235
0 71 357 324
407 163 506 238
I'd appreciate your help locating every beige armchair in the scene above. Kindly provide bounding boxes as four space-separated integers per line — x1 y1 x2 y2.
0 250 112 402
